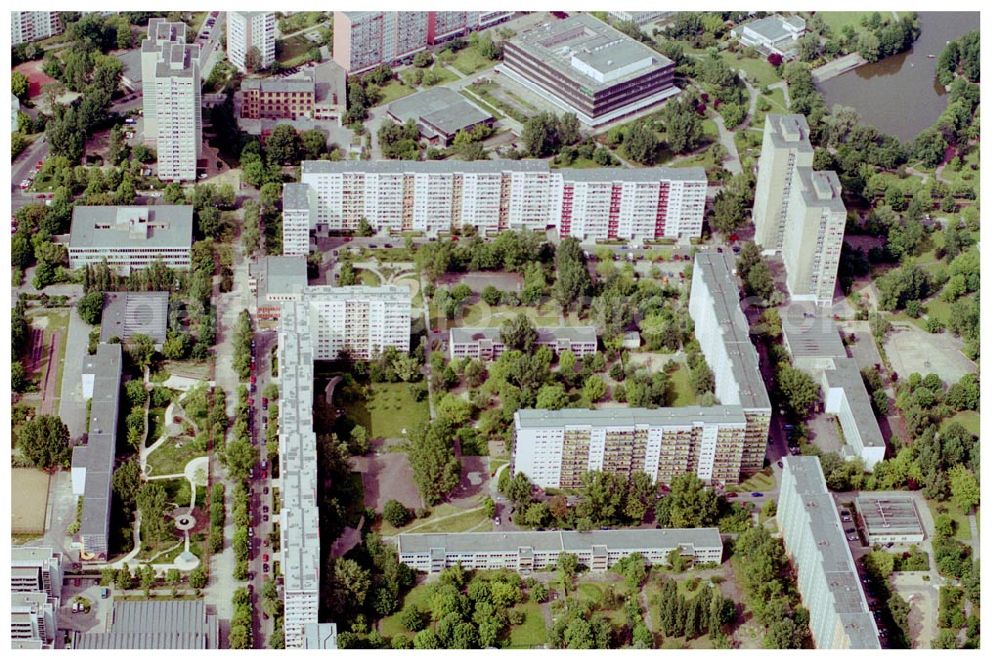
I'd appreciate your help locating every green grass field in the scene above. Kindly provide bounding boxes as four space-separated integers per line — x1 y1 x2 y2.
409 509 491 534
726 468 776 493
343 382 429 440
459 301 564 328
275 34 316 67
943 410 980 436
375 79 417 106
928 498 973 541
817 11 871 36
357 268 382 287
507 601 547 647
667 362 698 407
379 584 436 636
147 437 203 477
449 46 496 75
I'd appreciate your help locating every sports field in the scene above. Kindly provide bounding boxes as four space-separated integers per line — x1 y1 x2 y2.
11 468 50 535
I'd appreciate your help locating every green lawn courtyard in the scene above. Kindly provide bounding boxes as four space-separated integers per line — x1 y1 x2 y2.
146 436 204 477
343 382 430 440
447 45 496 75
943 410 980 436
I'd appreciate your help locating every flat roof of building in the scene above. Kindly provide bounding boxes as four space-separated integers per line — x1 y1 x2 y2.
116 47 142 84
397 528 722 555
387 86 493 138
100 292 169 345
69 206 194 250
764 113 813 152
796 168 846 212
741 14 806 42
302 622 338 649
825 357 886 450
72 344 122 542
781 456 881 649
302 158 552 175
693 251 771 410
264 256 308 296
241 72 315 95
143 19 186 50
781 307 847 361
450 326 597 345
154 41 200 78
855 494 925 538
516 406 746 429
508 13 672 92
283 182 312 210
74 600 218 649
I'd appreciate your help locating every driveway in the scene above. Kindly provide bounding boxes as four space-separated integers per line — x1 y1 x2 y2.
58 305 92 441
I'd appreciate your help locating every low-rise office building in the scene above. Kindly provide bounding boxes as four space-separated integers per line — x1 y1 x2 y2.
249 255 308 320
854 494 925 544
71 344 123 561
74 600 219 649
732 14 807 58
449 326 598 362
386 87 494 145
500 14 680 126
100 292 169 347
238 75 315 121
777 456 880 649
781 306 886 468
397 528 723 573
69 206 194 275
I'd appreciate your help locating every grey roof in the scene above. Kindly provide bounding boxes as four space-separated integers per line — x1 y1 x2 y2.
241 73 315 95
797 168 846 212
781 307 847 361
69 206 194 250
116 48 142 84
265 256 308 296
781 457 881 649
154 41 200 78
693 251 771 410
302 158 552 175
824 357 886 450
398 528 722 555
75 600 218 649
100 292 169 345
303 623 339 649
516 406 747 429
855 494 925 538
309 60 346 105
741 15 806 42
145 18 186 46
508 14 672 92
387 87 493 138
561 166 706 183
283 182 312 210
73 344 122 548
765 114 813 152
450 326 597 345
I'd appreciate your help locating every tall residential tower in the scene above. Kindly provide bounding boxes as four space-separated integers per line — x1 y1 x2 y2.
752 114 813 252
227 11 276 73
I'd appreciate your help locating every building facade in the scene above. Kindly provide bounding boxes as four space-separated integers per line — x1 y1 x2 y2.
227 11 276 73
690 251 772 475
513 407 750 488
777 456 881 649
11 11 62 45
500 14 679 126
282 183 314 256
152 39 202 181
304 286 411 360
332 11 428 74
238 76 315 120
782 168 846 306
397 529 723 573
752 114 813 252
297 160 706 241
140 20 189 147
449 326 598 362
68 206 194 274
11 592 56 648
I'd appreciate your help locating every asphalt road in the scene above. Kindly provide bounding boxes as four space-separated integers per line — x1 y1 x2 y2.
11 137 50 208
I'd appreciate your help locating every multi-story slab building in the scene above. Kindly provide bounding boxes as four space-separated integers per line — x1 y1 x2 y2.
282 183 315 256
151 39 202 181
513 406 750 488
777 456 881 649
10 547 63 601
10 11 62 45
607 11 669 25
397 528 723 573
140 20 189 147
690 251 772 475
781 306 886 468
332 11 429 74
11 592 56 648
227 11 276 73
70 344 122 561
499 14 680 126
304 286 410 360
296 161 706 241
753 114 814 252
449 326 598 362
68 206 193 275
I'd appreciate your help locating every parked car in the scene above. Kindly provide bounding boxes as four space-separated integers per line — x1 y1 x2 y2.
263 563 270 573
846 528 856 533
726 492 738 498
264 486 269 495
847 535 861 541
263 553 269 563
751 492 764 498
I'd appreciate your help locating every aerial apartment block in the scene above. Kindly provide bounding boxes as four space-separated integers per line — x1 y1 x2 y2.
753 114 845 306
70 343 123 561
68 206 194 275
781 306 886 468
777 456 881 649
282 183 315 256
10 11 62 45
449 326 598 362
296 160 706 242
690 251 772 474
227 11 276 73
304 286 411 361
397 528 723 573
499 14 680 126
140 20 188 146
10 547 63 649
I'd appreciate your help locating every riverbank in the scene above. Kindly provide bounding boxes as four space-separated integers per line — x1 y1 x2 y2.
811 53 867 83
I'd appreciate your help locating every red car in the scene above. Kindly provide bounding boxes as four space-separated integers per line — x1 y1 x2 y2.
263 553 269 563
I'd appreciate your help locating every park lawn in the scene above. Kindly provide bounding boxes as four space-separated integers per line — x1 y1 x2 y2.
379 583 437 636
376 79 417 106
940 146 980 198
921 295 951 324
672 150 717 170
507 601 547 648
459 301 564 328
276 34 315 67
409 509 491 534
759 87 790 114
26 308 69 404
450 46 496 75
381 503 484 537
701 117 720 139
146 407 166 447
426 65 458 85
147 436 203 477
357 268 382 287
667 362 698 407
943 410 980 436
344 382 429 440
817 11 870 35
459 88 505 119
725 468 776 493
928 498 972 541
278 11 327 35
718 50 781 87
489 457 509 475
552 155 602 169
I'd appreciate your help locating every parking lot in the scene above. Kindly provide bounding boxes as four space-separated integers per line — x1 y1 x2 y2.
57 578 113 646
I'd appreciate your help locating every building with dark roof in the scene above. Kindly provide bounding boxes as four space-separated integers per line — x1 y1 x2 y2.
249 255 308 320
74 600 219 649
449 326 597 362
70 344 122 561
100 292 169 346
68 206 194 275
499 13 680 126
386 87 494 144
397 528 723 573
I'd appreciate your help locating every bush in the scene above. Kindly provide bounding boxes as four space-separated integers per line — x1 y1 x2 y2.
383 499 413 528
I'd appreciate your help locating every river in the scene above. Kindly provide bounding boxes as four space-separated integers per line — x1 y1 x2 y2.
817 12 979 141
